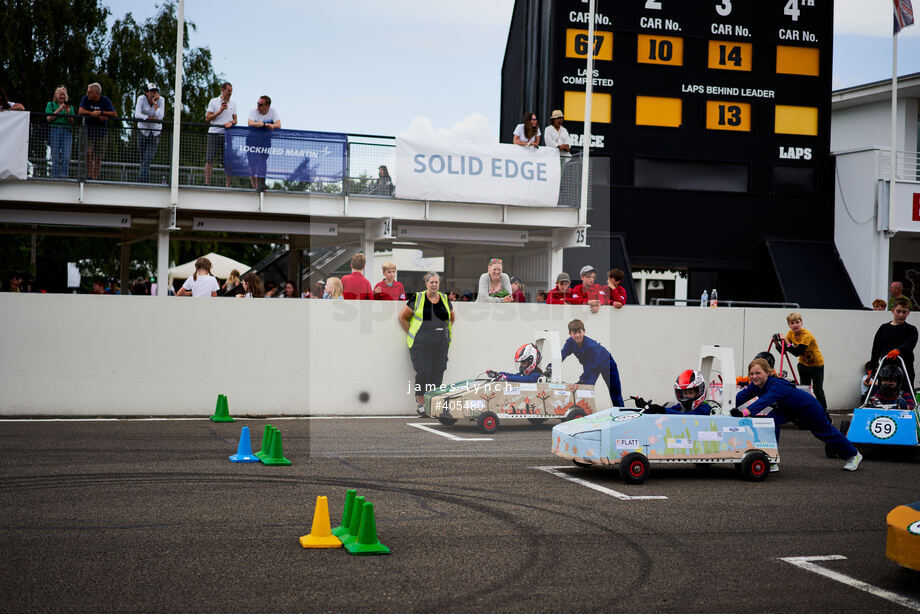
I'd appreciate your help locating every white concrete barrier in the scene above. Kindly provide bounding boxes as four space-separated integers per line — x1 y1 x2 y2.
0 294 908 416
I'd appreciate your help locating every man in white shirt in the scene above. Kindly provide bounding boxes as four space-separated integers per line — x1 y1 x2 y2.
544 109 572 159
246 95 281 190
134 83 165 183
204 82 237 187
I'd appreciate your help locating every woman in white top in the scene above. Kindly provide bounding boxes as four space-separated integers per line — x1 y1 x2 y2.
512 112 540 148
476 258 513 303
177 257 219 297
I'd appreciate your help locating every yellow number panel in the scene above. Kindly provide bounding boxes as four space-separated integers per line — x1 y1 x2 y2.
565 29 614 61
776 45 819 76
775 105 818 135
564 91 612 123
635 96 682 128
637 34 684 66
705 101 751 131
707 40 753 71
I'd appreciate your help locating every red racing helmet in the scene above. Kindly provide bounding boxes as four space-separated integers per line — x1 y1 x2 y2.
674 369 706 412
514 343 542 376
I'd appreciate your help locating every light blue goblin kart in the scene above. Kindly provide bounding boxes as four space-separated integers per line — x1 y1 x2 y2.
836 355 920 453
552 346 780 484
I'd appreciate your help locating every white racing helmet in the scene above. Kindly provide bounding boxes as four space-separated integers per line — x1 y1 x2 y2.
514 343 542 376
674 369 706 412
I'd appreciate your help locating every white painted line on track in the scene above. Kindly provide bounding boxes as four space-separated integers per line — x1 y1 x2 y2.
780 555 920 611
407 422 494 441
0 415 418 422
533 466 668 501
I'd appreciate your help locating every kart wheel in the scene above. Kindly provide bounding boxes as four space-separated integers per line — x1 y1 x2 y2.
438 416 458 426
564 407 587 422
840 419 850 436
741 451 770 482
619 452 650 485
477 411 499 434
573 460 592 468
527 418 548 425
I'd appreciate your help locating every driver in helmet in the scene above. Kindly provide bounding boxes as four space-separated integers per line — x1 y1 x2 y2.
638 370 716 415
868 363 917 409
486 343 551 383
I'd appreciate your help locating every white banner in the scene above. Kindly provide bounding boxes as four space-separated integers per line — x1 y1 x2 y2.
0 111 29 181
394 137 561 207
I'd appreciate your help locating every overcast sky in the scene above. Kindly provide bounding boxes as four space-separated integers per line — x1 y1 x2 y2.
106 0 920 140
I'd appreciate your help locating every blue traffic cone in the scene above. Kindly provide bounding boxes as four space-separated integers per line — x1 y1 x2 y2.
229 426 260 463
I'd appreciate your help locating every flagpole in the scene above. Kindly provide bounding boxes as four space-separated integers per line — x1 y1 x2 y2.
579 0 595 227
889 29 898 238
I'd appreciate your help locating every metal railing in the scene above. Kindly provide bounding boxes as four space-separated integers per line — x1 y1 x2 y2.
878 148 920 182
651 298 800 308
23 112 590 206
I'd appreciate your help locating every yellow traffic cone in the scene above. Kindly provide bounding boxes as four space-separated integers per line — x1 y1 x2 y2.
299 496 342 548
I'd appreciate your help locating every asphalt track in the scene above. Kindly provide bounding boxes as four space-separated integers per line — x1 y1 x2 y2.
1 416 919 612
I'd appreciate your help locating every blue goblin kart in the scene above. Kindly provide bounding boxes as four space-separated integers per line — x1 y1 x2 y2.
552 346 779 483
835 355 919 453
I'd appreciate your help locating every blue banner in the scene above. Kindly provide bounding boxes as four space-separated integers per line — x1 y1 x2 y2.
223 127 347 182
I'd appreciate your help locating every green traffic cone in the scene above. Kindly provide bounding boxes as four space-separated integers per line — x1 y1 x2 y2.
344 502 390 555
261 427 291 465
254 424 273 460
340 495 366 545
331 489 356 538
210 394 234 422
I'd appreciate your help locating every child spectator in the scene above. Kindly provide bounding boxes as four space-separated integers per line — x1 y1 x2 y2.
510 276 526 302
448 289 461 301
781 312 827 410
176 257 219 297
312 281 325 298
341 253 373 300
537 290 548 303
222 269 241 295
872 299 887 311
264 281 277 297
240 272 264 298
373 261 406 300
460 291 474 302
567 265 609 313
606 269 627 309
323 277 344 299
561 319 623 406
546 273 572 304
486 343 551 383
638 370 716 416
868 363 916 409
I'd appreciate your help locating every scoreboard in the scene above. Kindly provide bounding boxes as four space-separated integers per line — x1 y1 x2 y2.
502 0 838 302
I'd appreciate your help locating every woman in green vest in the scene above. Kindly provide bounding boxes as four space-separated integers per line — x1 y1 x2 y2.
45 85 75 179
398 271 455 416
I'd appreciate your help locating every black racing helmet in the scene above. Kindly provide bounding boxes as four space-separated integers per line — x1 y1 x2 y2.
754 351 775 370
877 363 904 395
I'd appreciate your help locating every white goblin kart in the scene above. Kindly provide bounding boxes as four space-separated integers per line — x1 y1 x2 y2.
552 346 780 483
424 330 598 434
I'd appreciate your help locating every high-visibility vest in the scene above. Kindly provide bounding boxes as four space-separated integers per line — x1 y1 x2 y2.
406 291 452 348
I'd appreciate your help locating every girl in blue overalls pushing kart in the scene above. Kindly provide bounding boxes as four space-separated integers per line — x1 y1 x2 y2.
732 357 862 471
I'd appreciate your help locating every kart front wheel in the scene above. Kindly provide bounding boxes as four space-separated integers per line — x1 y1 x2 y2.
564 407 587 422
619 452 650 485
477 411 499 434
573 460 592 468
741 451 770 482
438 416 458 426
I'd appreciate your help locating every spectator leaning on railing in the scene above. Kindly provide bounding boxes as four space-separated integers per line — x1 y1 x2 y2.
78 83 116 181
204 82 237 187
510 276 526 302
546 272 572 304
134 82 165 183
513 111 541 148
0 87 25 111
176 257 219 297
477 258 513 303
373 260 406 300
341 253 373 300
247 95 281 190
45 85 75 179
606 268 627 309
568 265 609 314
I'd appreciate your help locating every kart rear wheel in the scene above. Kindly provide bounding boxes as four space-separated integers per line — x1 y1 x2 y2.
573 460 592 468
438 416 458 426
619 452 650 485
564 407 587 422
741 451 770 482
527 418 548 425
477 411 499 434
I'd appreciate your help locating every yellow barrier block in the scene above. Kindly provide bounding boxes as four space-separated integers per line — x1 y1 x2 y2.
886 504 920 572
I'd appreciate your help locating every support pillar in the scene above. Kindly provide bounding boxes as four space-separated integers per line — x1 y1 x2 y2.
156 207 177 296
120 230 130 295
548 246 564 288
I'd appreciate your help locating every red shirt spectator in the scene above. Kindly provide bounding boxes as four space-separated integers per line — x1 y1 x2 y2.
567 266 608 313
510 276 526 302
607 268 627 308
374 279 406 300
546 272 572 304
341 253 373 300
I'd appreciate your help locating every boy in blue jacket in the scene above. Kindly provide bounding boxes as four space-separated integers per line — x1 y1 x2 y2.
732 357 861 471
560 319 623 406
